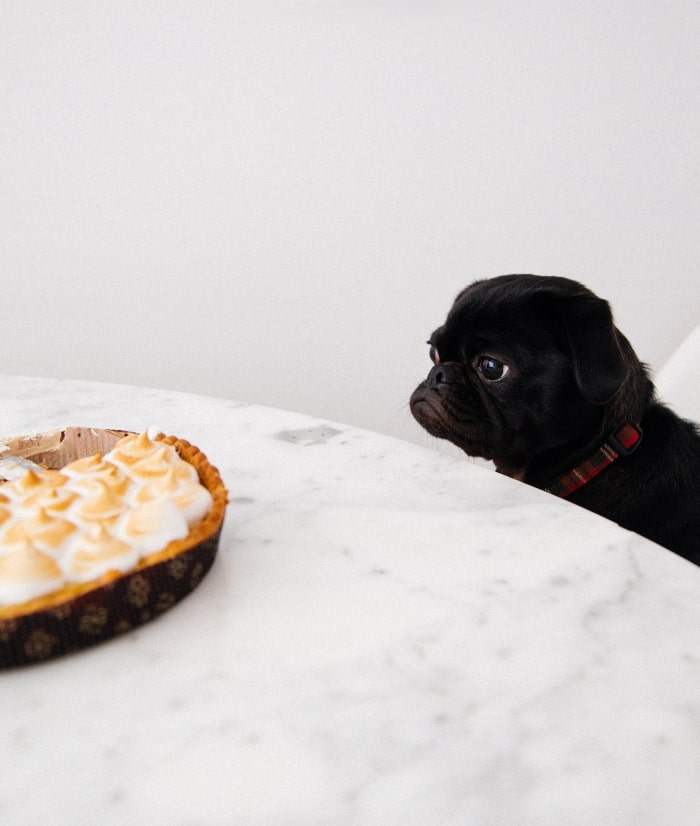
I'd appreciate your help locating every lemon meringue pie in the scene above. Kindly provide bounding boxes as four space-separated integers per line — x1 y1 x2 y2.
0 428 227 667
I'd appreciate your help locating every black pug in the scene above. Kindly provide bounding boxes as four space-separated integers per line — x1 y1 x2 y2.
410 274 700 566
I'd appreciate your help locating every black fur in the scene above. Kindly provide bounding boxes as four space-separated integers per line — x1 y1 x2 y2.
410 274 700 565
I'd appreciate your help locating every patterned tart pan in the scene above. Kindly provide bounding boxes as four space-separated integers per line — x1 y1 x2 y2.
0 428 228 668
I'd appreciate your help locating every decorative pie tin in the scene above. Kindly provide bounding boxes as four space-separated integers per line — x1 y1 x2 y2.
0 428 228 668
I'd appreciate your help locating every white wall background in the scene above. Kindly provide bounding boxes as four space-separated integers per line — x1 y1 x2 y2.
2 0 699 447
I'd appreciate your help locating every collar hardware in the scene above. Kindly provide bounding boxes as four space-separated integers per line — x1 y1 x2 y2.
607 423 643 457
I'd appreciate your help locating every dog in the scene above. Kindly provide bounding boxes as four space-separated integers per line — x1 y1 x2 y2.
410 274 700 565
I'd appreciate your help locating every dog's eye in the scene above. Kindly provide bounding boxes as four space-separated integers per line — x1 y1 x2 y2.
478 357 509 382
428 344 440 364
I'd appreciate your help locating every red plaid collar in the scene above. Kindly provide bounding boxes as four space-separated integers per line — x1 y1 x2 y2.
546 422 643 498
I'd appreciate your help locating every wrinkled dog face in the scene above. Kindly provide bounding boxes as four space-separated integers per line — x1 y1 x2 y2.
409 275 635 479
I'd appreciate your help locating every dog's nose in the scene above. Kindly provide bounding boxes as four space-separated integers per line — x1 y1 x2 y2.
426 363 460 388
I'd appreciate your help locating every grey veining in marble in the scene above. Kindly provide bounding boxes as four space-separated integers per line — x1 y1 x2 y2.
0 375 699 825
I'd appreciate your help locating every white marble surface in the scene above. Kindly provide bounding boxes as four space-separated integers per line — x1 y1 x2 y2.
0 375 699 825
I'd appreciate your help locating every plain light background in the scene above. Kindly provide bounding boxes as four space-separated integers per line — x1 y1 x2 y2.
2 0 699 449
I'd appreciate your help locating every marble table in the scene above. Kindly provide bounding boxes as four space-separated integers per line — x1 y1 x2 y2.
0 375 699 825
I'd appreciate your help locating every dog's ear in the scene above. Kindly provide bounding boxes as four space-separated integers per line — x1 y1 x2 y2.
559 295 629 404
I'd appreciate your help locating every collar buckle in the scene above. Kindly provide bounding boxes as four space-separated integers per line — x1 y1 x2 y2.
607 423 643 458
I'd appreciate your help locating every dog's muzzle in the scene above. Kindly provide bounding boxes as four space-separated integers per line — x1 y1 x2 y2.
425 363 461 389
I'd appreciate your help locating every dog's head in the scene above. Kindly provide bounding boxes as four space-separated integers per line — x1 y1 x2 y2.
410 274 652 482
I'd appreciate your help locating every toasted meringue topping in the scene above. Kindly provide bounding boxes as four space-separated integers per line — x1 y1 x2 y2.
63 453 128 482
20 485 79 515
2 470 51 499
173 484 214 528
125 446 198 483
1 471 66 508
69 525 138 582
0 431 213 606
63 457 132 498
2 509 77 553
61 452 106 475
116 499 188 554
0 543 65 605
103 431 163 469
71 479 127 521
133 468 180 502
